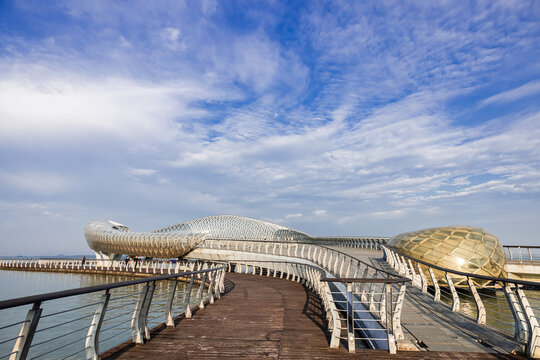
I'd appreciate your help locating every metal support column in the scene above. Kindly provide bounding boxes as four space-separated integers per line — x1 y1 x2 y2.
85 290 111 360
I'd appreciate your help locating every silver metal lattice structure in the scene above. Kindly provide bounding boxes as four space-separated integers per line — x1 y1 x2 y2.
84 220 206 259
154 215 312 242
85 215 389 259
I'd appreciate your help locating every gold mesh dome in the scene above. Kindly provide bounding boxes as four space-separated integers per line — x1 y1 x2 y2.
388 226 507 285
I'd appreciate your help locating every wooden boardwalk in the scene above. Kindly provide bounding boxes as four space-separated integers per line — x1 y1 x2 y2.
103 273 522 359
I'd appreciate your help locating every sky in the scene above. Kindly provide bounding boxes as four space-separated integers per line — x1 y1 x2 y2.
0 0 539 255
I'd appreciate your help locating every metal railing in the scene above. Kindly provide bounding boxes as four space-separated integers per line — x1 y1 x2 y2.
0 263 226 360
383 245 540 358
212 257 409 354
321 277 409 354
198 239 392 278
311 237 389 249
0 258 207 276
504 246 540 262
202 236 388 249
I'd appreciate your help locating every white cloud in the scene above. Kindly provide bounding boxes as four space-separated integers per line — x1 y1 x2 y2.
1 172 73 195
371 209 406 219
0 68 237 146
285 213 303 219
160 27 184 50
130 168 157 176
200 0 218 15
0 1 539 253
232 35 280 92
481 80 540 105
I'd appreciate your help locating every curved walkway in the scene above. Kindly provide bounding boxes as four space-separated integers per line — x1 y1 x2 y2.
103 273 521 359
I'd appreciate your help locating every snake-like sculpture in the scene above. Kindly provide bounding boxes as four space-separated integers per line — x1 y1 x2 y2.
84 220 207 259
84 215 312 259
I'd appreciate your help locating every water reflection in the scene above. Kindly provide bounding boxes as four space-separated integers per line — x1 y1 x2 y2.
0 271 203 360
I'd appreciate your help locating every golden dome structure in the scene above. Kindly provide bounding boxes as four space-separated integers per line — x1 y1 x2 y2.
388 226 507 285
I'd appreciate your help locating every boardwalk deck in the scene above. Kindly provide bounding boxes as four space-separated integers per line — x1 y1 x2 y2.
103 273 522 359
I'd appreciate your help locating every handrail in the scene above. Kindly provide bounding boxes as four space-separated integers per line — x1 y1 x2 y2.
504 245 540 249
0 266 225 311
198 238 401 280
503 245 540 262
321 277 410 284
317 244 393 276
0 263 227 360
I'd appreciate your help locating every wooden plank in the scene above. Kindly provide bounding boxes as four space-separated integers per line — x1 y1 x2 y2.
103 273 522 359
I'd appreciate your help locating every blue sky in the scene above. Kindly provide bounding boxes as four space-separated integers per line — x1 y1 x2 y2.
1 0 539 255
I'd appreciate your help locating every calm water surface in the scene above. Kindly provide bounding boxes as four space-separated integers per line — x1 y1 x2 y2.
0 270 199 360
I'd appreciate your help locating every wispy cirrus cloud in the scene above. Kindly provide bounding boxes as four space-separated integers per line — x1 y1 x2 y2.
481 80 540 105
0 0 539 254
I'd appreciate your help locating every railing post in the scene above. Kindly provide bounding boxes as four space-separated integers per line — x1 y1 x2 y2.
445 273 460 312
358 268 370 302
322 282 340 349
10 302 42 360
392 252 401 273
185 277 195 318
379 282 387 324
428 268 440 301
346 258 353 278
515 285 540 358
393 253 403 274
368 280 377 314
213 270 222 299
385 283 397 354
131 282 154 345
387 250 397 270
504 282 530 345
346 282 355 353
85 290 111 360
466 278 486 325
198 274 208 309
165 278 178 327
338 256 345 277
208 272 215 304
400 256 410 278
392 284 406 340
384 247 394 267
417 263 427 293
220 268 226 294
407 259 419 287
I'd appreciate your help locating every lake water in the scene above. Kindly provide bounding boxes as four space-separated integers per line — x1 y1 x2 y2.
0 270 200 360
